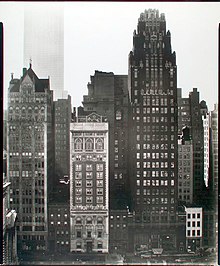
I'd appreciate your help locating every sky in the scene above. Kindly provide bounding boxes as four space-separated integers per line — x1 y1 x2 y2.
0 2 219 111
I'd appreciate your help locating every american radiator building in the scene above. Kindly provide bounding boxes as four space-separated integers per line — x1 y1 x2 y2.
70 113 109 253
128 9 183 252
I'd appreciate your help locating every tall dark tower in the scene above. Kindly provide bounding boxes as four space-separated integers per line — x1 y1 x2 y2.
128 9 181 252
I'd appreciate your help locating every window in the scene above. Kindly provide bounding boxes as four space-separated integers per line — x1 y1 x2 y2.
96 164 103 171
86 180 93 187
86 217 92 224
116 110 122 120
85 138 93 151
87 231 92 238
76 231 81 238
98 231 102 238
97 196 103 203
96 138 104 150
97 217 103 224
74 138 83 151
75 172 82 179
97 180 103 187
97 172 103 179
97 242 103 249
75 164 82 171
86 188 93 195
86 164 92 171
97 188 103 195
86 172 92 179
76 242 81 249
76 217 82 224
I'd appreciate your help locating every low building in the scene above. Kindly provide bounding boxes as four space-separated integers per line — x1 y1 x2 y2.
185 207 203 253
109 209 130 254
48 200 70 254
70 113 109 253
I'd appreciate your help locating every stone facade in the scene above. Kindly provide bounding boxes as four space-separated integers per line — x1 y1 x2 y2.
70 113 109 253
7 66 53 253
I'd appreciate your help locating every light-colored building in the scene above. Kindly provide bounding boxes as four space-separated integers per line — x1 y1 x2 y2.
185 207 203 252
24 4 65 100
70 113 109 253
7 65 54 253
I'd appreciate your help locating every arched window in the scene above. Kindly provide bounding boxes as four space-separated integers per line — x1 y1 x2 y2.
95 138 104 151
85 138 93 151
74 138 83 151
86 217 92 224
97 217 103 224
21 106 26 118
76 217 82 224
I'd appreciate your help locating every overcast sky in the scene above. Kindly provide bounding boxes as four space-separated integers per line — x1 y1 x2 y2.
1 2 219 110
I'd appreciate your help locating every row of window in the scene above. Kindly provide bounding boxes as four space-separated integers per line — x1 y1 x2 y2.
136 143 175 150
75 196 103 204
75 163 104 171
187 230 201 237
76 230 103 238
75 242 103 249
75 216 103 224
75 172 103 179
136 197 175 205
136 179 174 186
74 154 105 161
136 188 174 196
75 188 103 196
187 213 201 219
136 161 175 168
74 138 104 151
75 180 103 187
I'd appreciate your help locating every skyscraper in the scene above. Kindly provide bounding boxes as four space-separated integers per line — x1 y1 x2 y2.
129 8 178 220
128 9 180 252
7 65 54 254
23 4 65 100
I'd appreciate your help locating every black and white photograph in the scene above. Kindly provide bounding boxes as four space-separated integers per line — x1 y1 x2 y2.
1 2 219 265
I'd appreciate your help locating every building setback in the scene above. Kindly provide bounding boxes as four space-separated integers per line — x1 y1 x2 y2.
70 113 109 253
7 65 54 253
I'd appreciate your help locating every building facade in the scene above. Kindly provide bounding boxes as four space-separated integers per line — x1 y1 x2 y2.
24 4 65 100
128 9 180 251
53 95 72 187
7 66 54 254
178 127 193 205
70 113 109 253
48 201 70 254
81 71 130 210
3 173 18 265
185 207 203 252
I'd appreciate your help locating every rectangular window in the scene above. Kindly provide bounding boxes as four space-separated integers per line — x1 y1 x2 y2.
86 164 92 171
75 164 82 171
96 164 103 171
